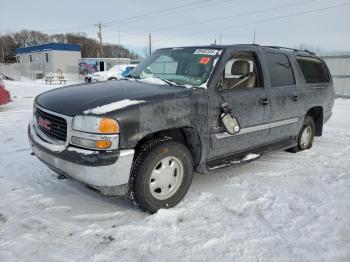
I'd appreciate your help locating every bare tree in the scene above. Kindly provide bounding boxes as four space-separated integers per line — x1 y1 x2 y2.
0 29 141 63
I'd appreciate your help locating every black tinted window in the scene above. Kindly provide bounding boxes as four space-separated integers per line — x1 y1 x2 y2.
297 57 330 83
266 52 295 87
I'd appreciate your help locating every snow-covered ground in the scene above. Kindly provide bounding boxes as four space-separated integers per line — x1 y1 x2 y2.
0 80 349 262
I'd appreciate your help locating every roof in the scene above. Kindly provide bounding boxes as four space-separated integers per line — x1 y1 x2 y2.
157 44 317 56
16 43 81 54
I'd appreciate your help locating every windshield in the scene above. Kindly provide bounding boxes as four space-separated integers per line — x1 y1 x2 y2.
130 47 222 87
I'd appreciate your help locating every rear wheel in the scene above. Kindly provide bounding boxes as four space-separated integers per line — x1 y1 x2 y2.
289 115 315 152
128 138 193 213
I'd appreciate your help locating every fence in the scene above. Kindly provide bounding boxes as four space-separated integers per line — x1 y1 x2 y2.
322 52 350 98
0 63 22 80
0 62 49 80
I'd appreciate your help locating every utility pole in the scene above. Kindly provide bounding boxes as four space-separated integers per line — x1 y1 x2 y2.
118 27 121 46
95 22 105 58
219 33 222 45
148 33 152 55
1 46 5 63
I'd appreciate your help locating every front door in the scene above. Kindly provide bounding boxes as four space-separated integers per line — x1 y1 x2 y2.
207 49 271 160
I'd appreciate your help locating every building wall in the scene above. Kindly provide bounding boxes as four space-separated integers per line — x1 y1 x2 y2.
51 50 81 74
322 52 350 97
16 50 81 78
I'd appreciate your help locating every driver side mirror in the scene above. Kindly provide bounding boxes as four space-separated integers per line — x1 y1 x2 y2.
221 112 240 135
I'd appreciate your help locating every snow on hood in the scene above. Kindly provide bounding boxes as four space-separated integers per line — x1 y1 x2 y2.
83 99 146 115
138 77 169 86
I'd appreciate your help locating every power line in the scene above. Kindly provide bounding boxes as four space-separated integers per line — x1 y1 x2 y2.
103 0 217 25
131 0 321 35
105 0 322 41
39 0 229 35
41 24 96 34
155 2 350 44
102 0 324 43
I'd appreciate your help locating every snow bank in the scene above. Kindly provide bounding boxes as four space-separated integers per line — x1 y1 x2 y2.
83 99 145 115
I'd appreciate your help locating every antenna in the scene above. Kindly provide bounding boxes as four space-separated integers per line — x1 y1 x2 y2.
253 28 256 44
148 33 152 55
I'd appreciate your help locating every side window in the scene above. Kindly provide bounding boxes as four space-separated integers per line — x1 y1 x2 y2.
266 52 295 87
221 51 262 90
297 57 330 84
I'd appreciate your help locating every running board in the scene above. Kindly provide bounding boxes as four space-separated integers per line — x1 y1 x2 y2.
207 153 260 170
206 136 296 171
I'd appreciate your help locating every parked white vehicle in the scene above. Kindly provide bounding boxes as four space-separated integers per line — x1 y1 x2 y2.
85 64 137 82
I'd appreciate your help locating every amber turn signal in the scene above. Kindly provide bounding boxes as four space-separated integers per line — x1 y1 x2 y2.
99 118 119 133
95 140 112 149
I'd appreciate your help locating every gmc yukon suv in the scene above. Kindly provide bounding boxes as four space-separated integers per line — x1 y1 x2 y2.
28 45 334 213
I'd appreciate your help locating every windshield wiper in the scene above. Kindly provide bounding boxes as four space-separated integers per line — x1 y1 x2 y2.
125 74 140 79
153 76 182 87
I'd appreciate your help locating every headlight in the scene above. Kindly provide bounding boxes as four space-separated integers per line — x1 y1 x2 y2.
71 116 119 150
72 116 119 134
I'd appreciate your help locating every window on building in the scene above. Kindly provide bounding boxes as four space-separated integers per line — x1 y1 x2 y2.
46 53 49 63
297 57 330 84
29 54 32 63
266 52 295 87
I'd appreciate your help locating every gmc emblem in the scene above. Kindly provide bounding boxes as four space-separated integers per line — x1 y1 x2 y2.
37 116 51 130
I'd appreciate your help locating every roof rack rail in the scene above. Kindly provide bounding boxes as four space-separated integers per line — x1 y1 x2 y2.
263 46 315 55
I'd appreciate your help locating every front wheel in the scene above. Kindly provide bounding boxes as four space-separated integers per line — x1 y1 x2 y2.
128 138 193 213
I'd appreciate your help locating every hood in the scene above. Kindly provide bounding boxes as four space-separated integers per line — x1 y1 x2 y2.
35 80 193 116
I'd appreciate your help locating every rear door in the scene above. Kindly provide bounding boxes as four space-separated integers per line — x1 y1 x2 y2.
264 51 302 143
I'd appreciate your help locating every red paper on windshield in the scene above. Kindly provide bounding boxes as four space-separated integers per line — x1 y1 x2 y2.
199 57 211 64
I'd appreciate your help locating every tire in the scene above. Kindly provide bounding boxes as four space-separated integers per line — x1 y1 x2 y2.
128 138 194 213
85 77 91 83
289 115 315 152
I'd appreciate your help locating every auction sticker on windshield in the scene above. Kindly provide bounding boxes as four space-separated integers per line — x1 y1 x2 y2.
194 49 218 55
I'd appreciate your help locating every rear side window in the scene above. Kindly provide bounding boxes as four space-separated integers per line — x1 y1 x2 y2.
266 52 295 87
297 57 330 84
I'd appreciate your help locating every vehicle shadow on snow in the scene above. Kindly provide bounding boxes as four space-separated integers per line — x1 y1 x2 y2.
43 149 300 217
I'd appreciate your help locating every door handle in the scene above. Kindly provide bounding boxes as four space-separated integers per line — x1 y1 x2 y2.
259 97 269 105
292 95 299 102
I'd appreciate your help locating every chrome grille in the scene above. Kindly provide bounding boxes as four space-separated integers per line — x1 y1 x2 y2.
35 107 67 142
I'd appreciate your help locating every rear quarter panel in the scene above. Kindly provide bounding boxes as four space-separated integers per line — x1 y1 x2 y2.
291 55 335 128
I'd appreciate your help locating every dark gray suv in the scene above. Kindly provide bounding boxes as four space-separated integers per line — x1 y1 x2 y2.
28 44 335 213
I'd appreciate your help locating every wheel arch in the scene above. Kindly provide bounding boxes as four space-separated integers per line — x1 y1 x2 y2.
306 106 323 136
133 127 202 167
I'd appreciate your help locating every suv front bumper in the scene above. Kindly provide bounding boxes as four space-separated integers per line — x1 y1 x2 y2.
28 121 134 196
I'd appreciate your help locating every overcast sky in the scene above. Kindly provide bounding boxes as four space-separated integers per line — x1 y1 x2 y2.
1 0 349 55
